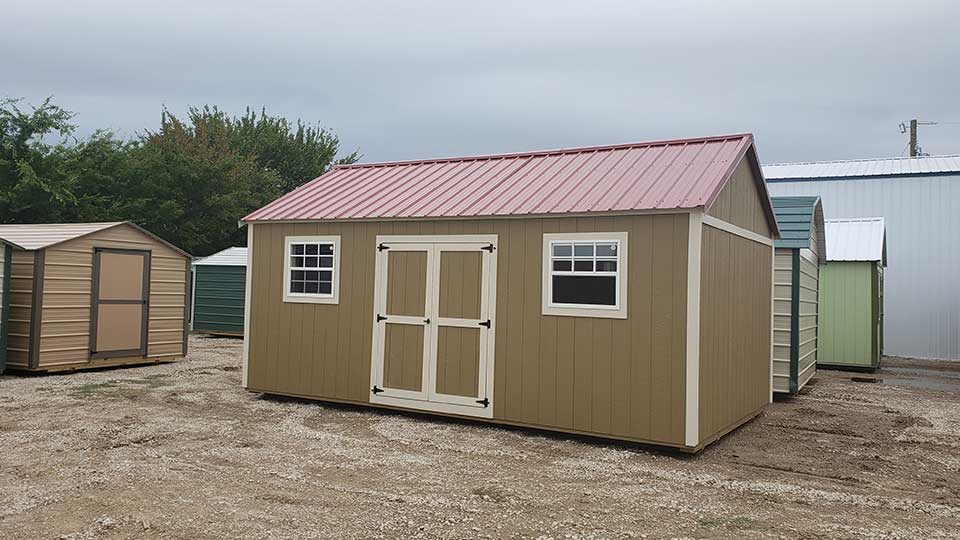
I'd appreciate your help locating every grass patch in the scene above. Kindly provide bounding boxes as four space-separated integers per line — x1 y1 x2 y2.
71 381 123 397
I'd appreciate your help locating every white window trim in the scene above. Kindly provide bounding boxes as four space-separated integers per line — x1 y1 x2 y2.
282 235 341 304
541 232 628 319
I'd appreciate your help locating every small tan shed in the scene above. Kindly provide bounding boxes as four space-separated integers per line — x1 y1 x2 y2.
241 134 780 452
0 222 191 372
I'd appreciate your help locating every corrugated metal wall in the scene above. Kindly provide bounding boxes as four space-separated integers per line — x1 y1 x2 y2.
767 174 960 360
192 265 246 335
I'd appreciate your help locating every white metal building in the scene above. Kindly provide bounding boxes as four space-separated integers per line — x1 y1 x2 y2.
764 155 960 360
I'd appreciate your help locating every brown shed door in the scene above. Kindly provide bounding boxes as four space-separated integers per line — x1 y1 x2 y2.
371 237 497 418
91 249 150 358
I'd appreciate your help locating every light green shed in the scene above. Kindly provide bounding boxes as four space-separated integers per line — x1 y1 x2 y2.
818 218 886 370
771 197 826 394
191 247 247 336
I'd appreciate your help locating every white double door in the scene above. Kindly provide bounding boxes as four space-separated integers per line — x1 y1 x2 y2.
369 235 497 418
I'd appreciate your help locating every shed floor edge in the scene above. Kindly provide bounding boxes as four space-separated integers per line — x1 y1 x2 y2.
245 386 713 453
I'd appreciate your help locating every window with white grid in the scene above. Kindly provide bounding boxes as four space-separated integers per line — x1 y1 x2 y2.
542 232 628 318
283 236 340 304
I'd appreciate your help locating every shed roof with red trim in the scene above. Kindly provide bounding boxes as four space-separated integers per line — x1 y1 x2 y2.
243 133 778 234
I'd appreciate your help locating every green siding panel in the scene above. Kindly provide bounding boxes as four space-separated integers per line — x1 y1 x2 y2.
193 265 246 335
818 262 878 368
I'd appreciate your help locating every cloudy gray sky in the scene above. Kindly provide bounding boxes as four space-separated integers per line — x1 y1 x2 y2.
4 0 959 164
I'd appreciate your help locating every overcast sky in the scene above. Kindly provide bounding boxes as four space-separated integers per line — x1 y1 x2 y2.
4 0 959 165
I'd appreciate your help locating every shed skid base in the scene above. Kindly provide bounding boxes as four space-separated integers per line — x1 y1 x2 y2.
7 354 184 374
245 386 764 454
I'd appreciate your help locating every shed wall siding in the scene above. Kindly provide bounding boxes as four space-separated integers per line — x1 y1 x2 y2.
698 224 771 442
247 214 690 446
193 265 246 335
707 159 772 237
6 249 34 368
818 262 874 367
772 249 793 393
37 224 188 367
0 245 8 371
797 247 819 389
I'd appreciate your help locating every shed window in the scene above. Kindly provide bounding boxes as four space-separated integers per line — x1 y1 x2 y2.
283 236 340 304
542 232 628 319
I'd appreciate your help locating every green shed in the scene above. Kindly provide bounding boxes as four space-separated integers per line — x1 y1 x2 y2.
818 218 886 370
771 197 826 394
191 247 247 336
0 242 11 374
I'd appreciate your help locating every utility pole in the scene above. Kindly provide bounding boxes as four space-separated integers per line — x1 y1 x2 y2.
909 119 918 157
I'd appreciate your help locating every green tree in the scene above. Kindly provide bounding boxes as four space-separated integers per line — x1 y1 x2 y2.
0 97 79 222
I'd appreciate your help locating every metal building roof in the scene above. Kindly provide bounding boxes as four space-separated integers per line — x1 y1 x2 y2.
0 222 124 250
763 154 960 181
244 133 778 233
193 246 248 267
824 218 886 264
771 196 825 258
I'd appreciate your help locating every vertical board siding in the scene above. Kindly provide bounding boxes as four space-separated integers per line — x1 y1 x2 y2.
36 224 188 367
0 244 8 371
5 249 34 368
818 262 876 367
246 214 689 446
707 160 772 237
699 225 771 442
192 265 246 334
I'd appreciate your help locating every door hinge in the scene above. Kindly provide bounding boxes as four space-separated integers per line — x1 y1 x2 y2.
372 385 384 394
377 243 390 252
376 314 387 322
478 319 491 328
481 244 495 252
475 397 489 407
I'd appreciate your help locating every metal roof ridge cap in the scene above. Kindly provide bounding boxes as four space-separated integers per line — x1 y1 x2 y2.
331 133 753 170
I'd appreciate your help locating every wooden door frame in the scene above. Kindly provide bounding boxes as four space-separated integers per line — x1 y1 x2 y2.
369 234 498 419
89 247 152 359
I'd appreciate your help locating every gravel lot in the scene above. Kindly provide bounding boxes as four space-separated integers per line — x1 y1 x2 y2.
1 336 958 539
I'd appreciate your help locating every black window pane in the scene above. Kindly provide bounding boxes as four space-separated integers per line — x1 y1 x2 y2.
552 243 572 257
304 282 320 294
305 270 319 281
305 256 318 268
319 256 333 268
291 281 305 293
319 244 333 255
290 256 302 268
552 276 616 306
319 282 332 294
553 260 572 271
292 270 304 281
292 244 304 255
573 260 593 272
596 260 617 272
305 244 319 255
319 270 333 282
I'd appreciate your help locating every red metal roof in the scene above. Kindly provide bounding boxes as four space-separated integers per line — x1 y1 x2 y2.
244 133 769 224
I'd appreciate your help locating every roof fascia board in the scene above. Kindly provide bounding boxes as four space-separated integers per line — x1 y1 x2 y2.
241 207 696 225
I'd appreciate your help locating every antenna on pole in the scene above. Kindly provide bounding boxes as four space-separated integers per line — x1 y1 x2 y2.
899 119 938 157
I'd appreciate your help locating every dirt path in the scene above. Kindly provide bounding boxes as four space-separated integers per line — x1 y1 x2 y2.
1 337 958 539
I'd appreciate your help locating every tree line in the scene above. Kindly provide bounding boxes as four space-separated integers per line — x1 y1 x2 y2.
0 97 358 256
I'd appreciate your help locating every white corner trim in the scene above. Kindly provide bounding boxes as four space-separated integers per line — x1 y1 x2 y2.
685 211 703 448
282 235 341 304
702 214 773 246
241 224 253 388
769 242 775 403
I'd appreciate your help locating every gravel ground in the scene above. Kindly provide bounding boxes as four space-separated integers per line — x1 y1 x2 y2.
0 336 958 539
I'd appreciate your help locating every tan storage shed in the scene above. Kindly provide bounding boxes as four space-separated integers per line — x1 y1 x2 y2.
0 222 191 373
241 134 780 452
